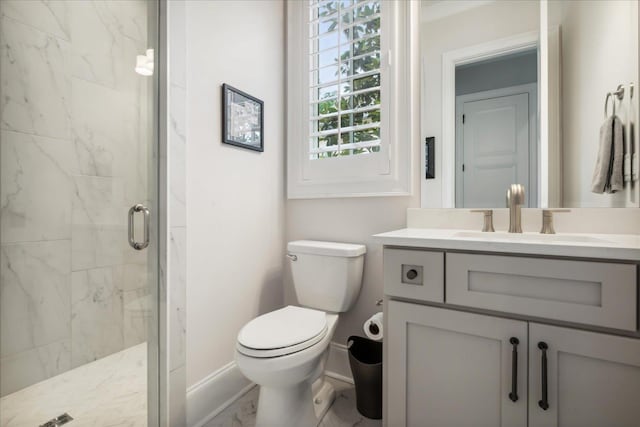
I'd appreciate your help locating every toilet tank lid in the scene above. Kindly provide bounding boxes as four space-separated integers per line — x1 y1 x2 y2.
287 240 366 257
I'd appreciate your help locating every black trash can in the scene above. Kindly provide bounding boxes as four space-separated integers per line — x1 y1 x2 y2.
347 335 383 419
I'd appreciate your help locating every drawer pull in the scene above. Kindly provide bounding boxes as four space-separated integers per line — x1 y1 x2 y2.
509 337 519 402
538 341 549 410
406 269 418 280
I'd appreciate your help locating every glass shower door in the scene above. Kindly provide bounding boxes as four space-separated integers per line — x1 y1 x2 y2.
0 0 159 425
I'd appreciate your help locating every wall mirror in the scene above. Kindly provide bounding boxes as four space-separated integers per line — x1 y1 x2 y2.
419 0 639 209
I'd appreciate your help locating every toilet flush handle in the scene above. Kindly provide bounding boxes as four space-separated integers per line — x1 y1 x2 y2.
286 253 298 261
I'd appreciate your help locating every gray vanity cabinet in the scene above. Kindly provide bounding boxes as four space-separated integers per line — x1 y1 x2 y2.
386 301 528 427
387 301 640 427
384 248 640 427
528 323 640 427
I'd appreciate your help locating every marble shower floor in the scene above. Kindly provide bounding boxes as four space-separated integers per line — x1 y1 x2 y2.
0 343 147 427
205 377 382 427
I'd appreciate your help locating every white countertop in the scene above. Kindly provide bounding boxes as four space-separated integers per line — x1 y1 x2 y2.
373 228 640 261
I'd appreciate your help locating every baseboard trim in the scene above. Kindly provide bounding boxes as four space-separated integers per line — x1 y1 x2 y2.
187 342 353 426
186 361 253 427
325 342 353 383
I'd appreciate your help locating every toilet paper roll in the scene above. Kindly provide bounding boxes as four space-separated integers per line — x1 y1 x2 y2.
363 312 383 341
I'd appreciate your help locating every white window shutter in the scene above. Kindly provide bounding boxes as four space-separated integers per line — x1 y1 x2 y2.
287 0 415 199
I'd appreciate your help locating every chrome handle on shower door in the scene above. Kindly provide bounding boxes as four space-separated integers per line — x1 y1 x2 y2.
128 204 150 250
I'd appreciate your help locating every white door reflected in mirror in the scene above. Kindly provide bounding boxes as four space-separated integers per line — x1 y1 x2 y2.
419 0 639 209
456 86 536 208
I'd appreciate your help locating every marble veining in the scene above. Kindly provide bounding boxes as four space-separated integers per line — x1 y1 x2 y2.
0 0 188 420
1 130 75 243
0 0 71 41
71 224 126 271
204 386 259 427
68 1 146 91
205 378 382 427
167 0 188 423
169 84 187 228
0 343 147 427
71 77 137 178
0 240 71 359
0 339 71 397
1 0 151 391
317 378 382 427
123 287 151 348
0 15 71 139
71 267 124 368
72 175 126 227
169 228 187 372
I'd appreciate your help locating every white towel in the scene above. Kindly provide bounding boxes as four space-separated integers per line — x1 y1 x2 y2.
591 115 624 194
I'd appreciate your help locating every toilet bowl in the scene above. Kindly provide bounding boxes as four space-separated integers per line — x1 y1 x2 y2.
235 307 339 426
235 240 366 427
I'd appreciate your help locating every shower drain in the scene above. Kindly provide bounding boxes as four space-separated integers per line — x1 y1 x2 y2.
39 413 74 427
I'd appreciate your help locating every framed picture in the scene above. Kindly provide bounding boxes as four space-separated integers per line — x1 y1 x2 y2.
222 84 264 152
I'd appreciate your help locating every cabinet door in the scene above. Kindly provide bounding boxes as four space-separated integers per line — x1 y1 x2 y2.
529 323 640 427
386 302 527 427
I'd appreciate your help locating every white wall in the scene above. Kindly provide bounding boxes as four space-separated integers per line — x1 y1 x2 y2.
550 0 639 207
420 0 539 207
185 0 285 388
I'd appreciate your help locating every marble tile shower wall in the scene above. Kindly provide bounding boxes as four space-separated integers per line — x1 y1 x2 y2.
0 0 151 396
167 0 187 424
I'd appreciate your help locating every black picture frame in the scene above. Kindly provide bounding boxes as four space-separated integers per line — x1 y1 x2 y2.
222 84 264 152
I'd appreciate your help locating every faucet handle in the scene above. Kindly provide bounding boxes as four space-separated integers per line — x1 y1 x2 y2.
540 209 571 234
471 209 495 232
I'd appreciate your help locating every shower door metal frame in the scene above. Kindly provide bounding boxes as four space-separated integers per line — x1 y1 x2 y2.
149 0 168 425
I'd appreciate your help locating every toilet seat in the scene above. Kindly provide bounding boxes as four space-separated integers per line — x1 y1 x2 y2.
237 306 328 358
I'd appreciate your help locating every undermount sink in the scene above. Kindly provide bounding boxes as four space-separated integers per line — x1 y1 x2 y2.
452 231 614 244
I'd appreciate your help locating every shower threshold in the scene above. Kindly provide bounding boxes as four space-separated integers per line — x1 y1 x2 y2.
1 343 147 427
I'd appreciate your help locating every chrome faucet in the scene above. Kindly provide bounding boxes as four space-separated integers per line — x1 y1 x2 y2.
506 184 525 233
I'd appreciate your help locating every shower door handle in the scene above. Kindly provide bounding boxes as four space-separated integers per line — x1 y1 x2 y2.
128 204 150 250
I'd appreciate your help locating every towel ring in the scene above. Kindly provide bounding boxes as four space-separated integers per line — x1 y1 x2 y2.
604 84 625 118
604 92 614 117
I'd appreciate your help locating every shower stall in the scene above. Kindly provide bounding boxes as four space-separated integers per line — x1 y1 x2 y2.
0 0 163 425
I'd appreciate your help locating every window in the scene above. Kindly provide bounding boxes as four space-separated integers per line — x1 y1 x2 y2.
287 0 415 198
309 1 382 160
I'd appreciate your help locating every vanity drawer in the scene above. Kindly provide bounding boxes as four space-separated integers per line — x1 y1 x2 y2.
446 253 637 331
384 248 444 302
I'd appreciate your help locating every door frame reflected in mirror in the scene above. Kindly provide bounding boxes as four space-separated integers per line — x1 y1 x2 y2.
441 30 541 208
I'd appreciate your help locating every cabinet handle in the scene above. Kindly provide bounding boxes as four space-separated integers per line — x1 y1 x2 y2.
406 269 418 280
508 337 519 402
538 341 549 410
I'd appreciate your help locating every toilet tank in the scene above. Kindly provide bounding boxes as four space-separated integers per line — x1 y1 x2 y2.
287 240 366 313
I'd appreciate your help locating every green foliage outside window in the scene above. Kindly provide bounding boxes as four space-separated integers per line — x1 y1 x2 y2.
313 1 381 159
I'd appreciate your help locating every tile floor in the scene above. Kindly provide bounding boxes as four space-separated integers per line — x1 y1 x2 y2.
2 345 380 427
0 343 147 427
205 377 382 427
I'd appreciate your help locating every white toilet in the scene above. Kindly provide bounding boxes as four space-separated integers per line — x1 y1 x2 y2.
235 240 366 427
